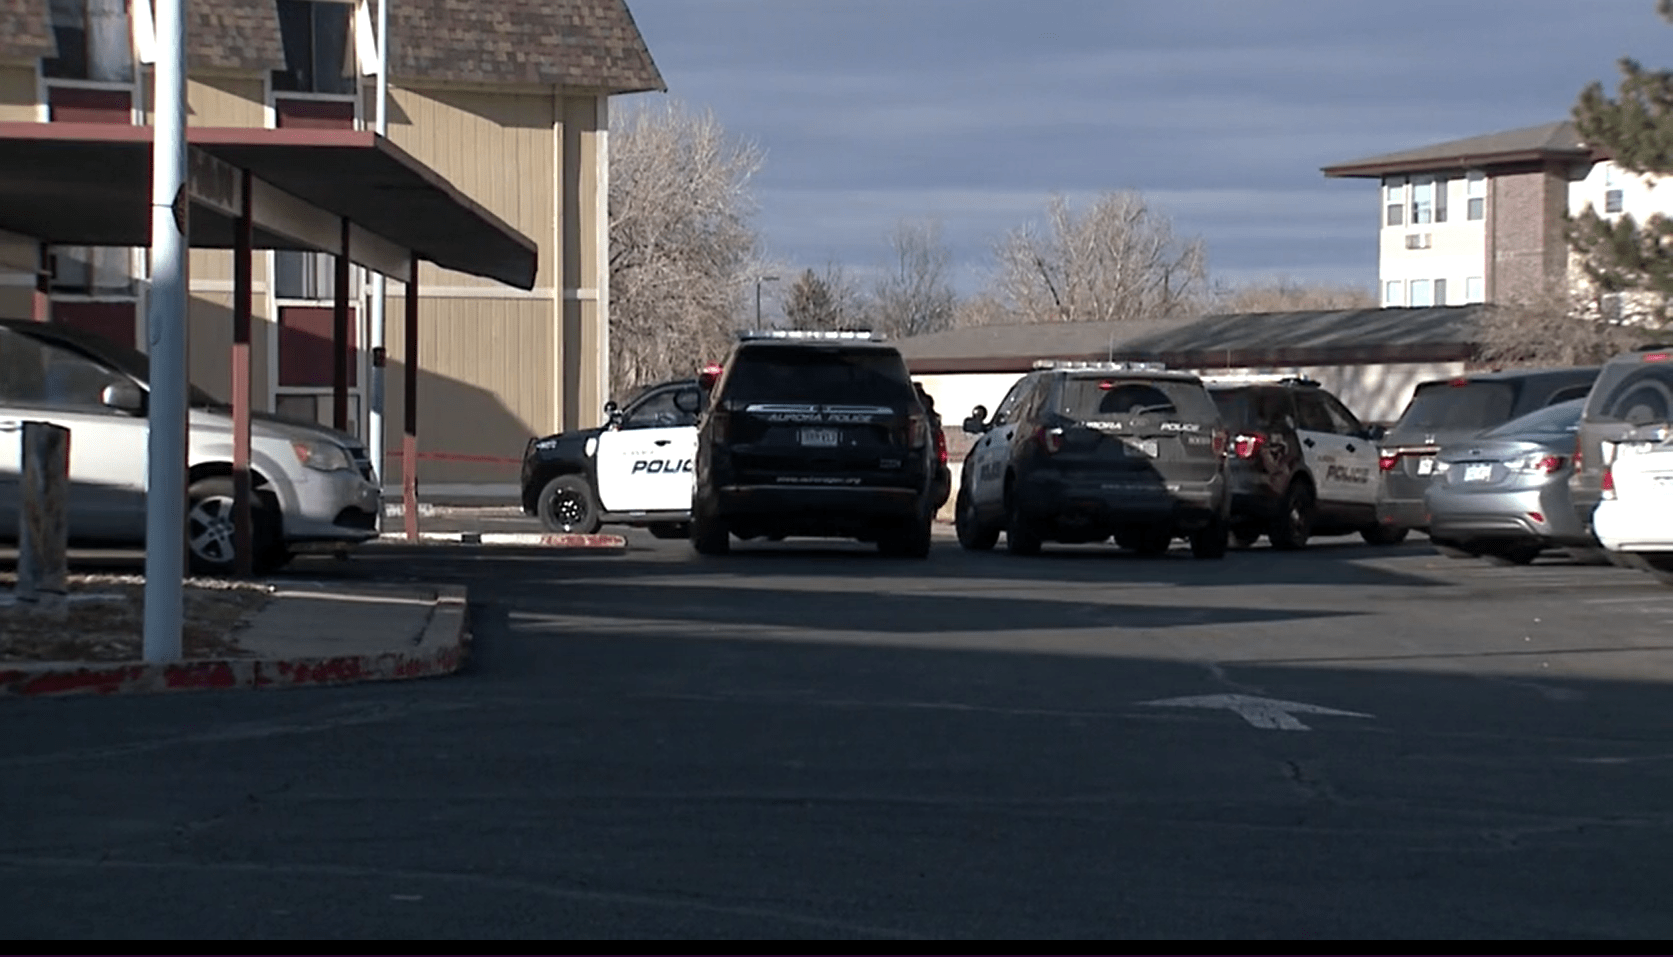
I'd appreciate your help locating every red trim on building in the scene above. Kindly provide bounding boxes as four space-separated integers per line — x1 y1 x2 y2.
47 87 133 125
274 98 356 131
278 305 357 387
52 300 137 348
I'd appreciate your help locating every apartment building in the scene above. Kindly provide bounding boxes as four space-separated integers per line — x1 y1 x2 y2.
1323 120 1672 318
0 0 664 488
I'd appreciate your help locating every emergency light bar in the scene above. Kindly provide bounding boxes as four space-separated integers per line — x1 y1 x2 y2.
739 329 884 341
1198 372 1320 388
1032 359 1168 372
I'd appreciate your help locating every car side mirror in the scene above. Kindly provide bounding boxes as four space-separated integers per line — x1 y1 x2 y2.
101 381 144 413
1365 424 1386 442
603 400 623 429
963 404 989 435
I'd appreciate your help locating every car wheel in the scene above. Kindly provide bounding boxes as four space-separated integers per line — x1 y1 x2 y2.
1269 479 1315 551
1190 517 1228 560
536 475 601 534
1230 524 1262 549
1482 544 1542 567
1360 524 1409 546
1004 502 1042 556
879 516 933 559
955 490 998 551
690 508 730 556
1126 527 1173 556
648 522 688 540
186 477 280 577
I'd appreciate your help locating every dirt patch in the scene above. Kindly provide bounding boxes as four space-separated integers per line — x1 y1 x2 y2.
0 574 273 664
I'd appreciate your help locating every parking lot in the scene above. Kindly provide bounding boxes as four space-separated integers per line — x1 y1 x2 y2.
6 525 1673 939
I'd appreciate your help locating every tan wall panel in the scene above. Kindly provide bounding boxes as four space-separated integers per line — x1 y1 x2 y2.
381 293 555 485
188 74 265 127
187 290 272 404
0 64 39 121
0 286 34 317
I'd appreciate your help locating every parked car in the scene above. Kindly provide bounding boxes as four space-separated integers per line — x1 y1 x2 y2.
915 380 952 515
1590 421 1673 585
1568 344 1673 558
0 318 380 575
519 377 702 537
1206 374 1397 550
1421 398 1588 565
954 360 1230 558
690 330 940 557
1375 366 1600 541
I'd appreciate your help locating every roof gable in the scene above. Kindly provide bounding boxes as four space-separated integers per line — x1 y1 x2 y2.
1322 121 1592 178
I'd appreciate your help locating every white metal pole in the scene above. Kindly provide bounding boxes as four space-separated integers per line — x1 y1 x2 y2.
368 0 390 514
142 0 187 663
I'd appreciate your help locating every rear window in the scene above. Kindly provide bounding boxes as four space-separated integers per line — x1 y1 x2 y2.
720 345 916 405
1395 380 1516 432
1584 356 1673 426
1059 376 1219 422
1482 397 1585 439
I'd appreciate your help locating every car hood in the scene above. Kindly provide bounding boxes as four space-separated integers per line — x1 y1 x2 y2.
187 407 364 448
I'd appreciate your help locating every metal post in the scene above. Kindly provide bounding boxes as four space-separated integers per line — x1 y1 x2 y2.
232 169 254 576
403 254 420 541
32 242 49 322
368 0 390 512
17 421 69 614
333 217 351 433
754 274 778 326
142 0 187 663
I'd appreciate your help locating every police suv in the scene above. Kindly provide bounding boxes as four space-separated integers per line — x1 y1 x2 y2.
519 377 703 537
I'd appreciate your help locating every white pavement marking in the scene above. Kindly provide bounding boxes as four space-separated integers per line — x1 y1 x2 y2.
1139 694 1374 731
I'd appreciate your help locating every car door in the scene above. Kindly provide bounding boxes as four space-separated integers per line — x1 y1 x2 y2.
0 416 20 539
1317 392 1380 506
593 384 700 514
1292 390 1358 507
966 374 1036 517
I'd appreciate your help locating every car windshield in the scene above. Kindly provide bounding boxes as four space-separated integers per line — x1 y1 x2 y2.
3 324 224 409
1482 397 1585 438
721 345 916 405
1396 380 1516 432
1584 355 1673 426
1059 376 1219 422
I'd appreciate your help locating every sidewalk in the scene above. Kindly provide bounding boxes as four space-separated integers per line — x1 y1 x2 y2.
0 581 470 698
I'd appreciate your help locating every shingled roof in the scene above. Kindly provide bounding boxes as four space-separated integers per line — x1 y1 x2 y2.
0 0 53 62
1322 121 1593 178
10 0 664 93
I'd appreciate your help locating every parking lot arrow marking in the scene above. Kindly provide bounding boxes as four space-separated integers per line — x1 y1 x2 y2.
1139 694 1372 731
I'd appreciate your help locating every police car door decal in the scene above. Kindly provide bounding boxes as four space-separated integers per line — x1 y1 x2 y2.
594 424 698 514
1291 394 1349 505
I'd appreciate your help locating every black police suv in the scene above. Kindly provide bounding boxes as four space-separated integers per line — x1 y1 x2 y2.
688 330 940 557
519 377 703 537
953 361 1231 558
1206 374 1401 549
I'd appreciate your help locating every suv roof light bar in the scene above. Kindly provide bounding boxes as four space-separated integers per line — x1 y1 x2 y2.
739 329 884 341
1033 359 1168 372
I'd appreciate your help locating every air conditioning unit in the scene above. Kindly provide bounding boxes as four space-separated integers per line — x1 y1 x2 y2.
1404 233 1432 250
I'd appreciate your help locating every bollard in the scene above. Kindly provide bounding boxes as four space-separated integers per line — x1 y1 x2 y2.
17 421 69 614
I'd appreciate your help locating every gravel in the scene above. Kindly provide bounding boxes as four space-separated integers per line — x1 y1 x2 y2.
0 574 274 664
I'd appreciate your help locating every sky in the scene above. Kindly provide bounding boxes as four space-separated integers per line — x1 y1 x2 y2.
619 0 1673 301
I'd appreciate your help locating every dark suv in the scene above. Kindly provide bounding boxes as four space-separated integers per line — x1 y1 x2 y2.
689 330 940 557
1376 367 1600 539
953 361 1230 558
1568 345 1673 550
1206 375 1398 549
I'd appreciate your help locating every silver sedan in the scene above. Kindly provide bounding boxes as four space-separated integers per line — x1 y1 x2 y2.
1423 398 1589 565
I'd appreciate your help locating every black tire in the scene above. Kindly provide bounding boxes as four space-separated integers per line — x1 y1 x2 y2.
1004 500 1042 556
690 508 730 556
879 516 933 559
648 523 688 540
1360 524 1409 546
1269 478 1316 551
1120 527 1172 556
1429 537 1477 560
536 474 601 534
955 489 998 551
1483 544 1542 567
1230 524 1262 549
1190 517 1228 560
186 477 281 577
1564 545 1614 566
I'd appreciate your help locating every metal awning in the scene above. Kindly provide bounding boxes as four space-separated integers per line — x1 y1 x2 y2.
0 121 537 289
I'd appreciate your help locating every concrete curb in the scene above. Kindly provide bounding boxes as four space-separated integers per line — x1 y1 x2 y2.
0 585 471 699
375 531 628 550
383 503 524 518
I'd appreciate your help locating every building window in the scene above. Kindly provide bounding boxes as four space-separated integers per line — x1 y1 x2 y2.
42 0 135 82
1409 279 1433 308
275 249 338 300
1384 177 1404 227
1604 162 1624 215
1434 278 1447 306
272 0 357 95
1466 170 1485 221
50 246 134 296
1411 176 1435 225
1465 276 1484 303
1384 280 1403 307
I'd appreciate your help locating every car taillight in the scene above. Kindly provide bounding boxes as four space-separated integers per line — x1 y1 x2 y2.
710 409 730 443
1509 452 1567 474
1212 428 1229 458
1602 465 1616 499
1573 434 1583 474
906 413 930 449
933 426 948 465
1233 432 1264 459
1041 426 1064 454
1379 451 1399 472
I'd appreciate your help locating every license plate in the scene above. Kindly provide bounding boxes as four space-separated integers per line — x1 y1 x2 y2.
799 427 839 447
1417 457 1435 476
1125 439 1158 458
1463 463 1492 483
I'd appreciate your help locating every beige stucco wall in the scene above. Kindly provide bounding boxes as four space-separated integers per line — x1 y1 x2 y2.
0 63 38 121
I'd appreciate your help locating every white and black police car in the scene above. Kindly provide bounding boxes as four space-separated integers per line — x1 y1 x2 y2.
519 377 705 537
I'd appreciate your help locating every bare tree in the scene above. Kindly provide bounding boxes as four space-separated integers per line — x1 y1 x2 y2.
990 192 1208 325
873 218 958 338
608 99 764 395
1211 277 1376 313
1473 288 1651 368
951 290 1016 328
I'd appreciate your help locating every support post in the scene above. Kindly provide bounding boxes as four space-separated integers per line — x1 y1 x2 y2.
403 255 420 541
32 242 49 322
334 216 351 433
368 0 390 517
233 169 254 576
17 421 69 616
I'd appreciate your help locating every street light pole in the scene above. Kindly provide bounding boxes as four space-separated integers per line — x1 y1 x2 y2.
755 274 779 326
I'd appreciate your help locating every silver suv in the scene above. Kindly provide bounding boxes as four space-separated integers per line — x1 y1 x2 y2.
0 318 381 574
1568 344 1673 553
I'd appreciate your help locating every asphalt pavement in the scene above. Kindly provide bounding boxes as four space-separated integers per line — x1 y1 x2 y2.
5 525 1673 939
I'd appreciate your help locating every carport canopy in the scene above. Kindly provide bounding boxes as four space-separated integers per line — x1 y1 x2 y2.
0 121 538 289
